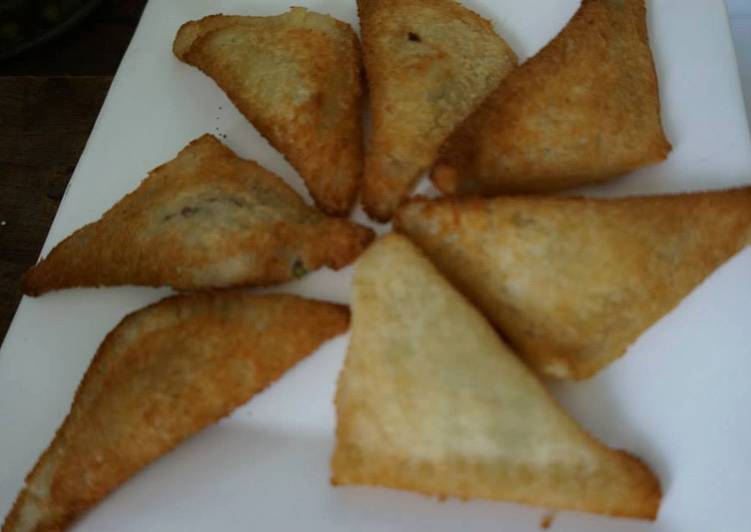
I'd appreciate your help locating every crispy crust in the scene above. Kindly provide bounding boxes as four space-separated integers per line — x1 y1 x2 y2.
174 8 364 216
331 453 659 519
432 0 671 195
2 292 349 532
395 187 751 379
332 235 660 518
22 135 374 296
358 0 517 221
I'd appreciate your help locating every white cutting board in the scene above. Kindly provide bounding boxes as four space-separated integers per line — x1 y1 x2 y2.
2 1 751 531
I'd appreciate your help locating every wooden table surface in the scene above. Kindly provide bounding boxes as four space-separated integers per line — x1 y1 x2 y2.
0 0 148 345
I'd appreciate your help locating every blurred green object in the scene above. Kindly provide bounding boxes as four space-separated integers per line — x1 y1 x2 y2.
0 0 102 60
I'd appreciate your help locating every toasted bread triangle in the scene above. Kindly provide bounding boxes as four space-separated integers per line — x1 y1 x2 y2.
432 0 671 195
3 292 349 532
332 234 660 518
395 188 751 379
174 8 363 215
22 135 373 296
358 0 517 221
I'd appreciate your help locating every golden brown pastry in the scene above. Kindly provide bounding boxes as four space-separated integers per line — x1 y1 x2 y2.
357 0 517 221
432 0 671 195
395 188 751 379
3 291 349 532
174 8 363 215
332 234 660 519
22 135 374 296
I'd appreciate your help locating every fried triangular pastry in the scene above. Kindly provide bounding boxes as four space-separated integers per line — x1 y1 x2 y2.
3 292 349 532
332 234 660 518
396 188 751 379
23 135 374 296
174 8 363 215
432 0 671 195
357 0 517 221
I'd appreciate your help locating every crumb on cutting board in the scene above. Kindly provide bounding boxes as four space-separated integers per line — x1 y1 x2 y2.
540 511 555 529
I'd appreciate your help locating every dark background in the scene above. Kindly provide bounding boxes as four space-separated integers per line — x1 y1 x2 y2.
0 0 148 344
